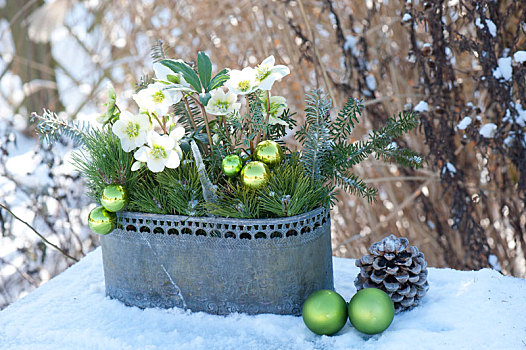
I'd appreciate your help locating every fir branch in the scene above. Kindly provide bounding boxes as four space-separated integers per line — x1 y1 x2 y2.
297 89 333 183
70 128 140 201
207 182 261 219
156 160 206 216
151 39 166 63
330 97 362 143
260 154 331 217
128 175 169 214
31 109 91 146
331 170 378 203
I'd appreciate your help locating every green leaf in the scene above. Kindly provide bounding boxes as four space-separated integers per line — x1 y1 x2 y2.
199 92 211 106
197 51 212 91
208 69 230 91
160 59 202 92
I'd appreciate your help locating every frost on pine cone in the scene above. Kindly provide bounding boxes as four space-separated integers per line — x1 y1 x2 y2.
354 235 429 313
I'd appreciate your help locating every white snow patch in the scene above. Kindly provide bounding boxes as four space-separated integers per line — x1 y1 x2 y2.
488 254 501 271
493 57 512 81
365 75 377 91
513 50 526 63
414 101 429 112
504 134 516 147
457 116 472 130
503 104 526 127
1 249 526 349
479 123 497 138
485 19 497 37
475 18 497 37
387 142 398 150
344 35 360 56
402 13 412 22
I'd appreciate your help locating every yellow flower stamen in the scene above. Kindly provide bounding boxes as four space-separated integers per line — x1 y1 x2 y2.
152 91 165 104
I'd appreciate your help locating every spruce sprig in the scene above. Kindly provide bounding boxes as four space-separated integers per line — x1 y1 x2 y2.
207 182 261 218
297 89 422 203
31 109 91 146
156 160 206 216
70 128 140 201
260 154 331 217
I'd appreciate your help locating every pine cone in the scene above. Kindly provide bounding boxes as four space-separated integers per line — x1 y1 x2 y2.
354 234 429 313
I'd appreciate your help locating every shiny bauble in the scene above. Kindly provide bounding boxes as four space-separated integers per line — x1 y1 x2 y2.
254 140 283 168
302 289 348 336
222 154 243 177
88 206 116 235
348 288 395 335
240 161 270 189
100 184 129 212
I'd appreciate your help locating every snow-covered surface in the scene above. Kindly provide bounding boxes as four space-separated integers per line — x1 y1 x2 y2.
493 57 512 81
1 248 525 350
413 101 429 112
479 123 497 138
475 18 497 37
514 51 526 63
457 116 472 130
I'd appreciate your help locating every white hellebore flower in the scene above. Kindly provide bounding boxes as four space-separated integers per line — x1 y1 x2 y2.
132 82 182 117
112 111 150 152
225 67 259 95
255 56 290 91
205 88 241 115
261 95 288 126
134 131 183 173
153 59 192 90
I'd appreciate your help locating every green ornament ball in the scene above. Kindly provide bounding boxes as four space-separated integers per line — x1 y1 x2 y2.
240 161 270 189
222 154 243 177
88 206 116 235
302 289 348 336
254 140 283 168
348 288 395 335
100 184 129 212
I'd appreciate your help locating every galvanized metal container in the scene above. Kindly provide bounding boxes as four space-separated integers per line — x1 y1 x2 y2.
100 207 333 315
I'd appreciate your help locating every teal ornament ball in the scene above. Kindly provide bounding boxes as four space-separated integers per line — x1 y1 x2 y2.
348 288 395 335
222 155 243 177
240 161 270 189
302 289 348 336
88 206 116 235
100 184 129 212
254 140 283 168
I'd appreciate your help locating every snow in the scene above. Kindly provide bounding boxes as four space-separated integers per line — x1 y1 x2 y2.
344 36 360 56
493 57 512 81
1 248 525 350
475 18 497 37
457 117 472 130
413 101 429 112
442 162 456 175
485 19 497 37
513 51 526 63
479 123 497 138
365 75 377 91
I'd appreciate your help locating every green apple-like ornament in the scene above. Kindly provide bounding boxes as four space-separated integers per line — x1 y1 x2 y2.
302 289 348 336
348 288 395 335
88 206 116 235
222 154 243 177
240 161 270 189
100 184 129 212
254 140 283 168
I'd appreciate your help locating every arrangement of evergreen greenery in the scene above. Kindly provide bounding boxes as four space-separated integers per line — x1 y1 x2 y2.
31 49 422 220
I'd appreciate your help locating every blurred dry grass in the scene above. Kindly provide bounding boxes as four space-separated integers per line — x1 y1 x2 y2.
3 0 525 277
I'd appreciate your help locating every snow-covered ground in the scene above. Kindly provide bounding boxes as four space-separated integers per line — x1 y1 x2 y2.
0 249 525 350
